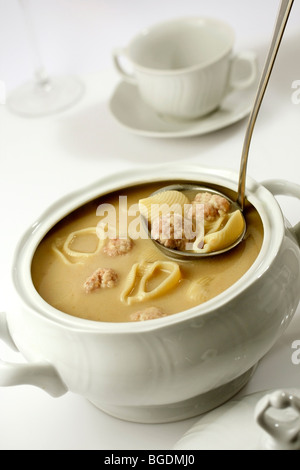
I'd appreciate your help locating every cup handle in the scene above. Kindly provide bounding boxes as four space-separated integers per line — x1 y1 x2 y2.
255 390 300 450
0 311 67 398
262 179 300 246
112 48 137 85
228 50 258 91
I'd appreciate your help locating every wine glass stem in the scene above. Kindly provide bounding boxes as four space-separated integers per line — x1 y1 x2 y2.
18 0 51 89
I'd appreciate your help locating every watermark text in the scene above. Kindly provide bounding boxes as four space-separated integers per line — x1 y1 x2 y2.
291 340 300 365
291 80 300 105
95 196 204 251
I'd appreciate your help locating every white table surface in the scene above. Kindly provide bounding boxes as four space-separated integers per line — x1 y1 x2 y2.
1 0 300 450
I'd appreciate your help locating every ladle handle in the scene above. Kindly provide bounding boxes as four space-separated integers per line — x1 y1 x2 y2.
237 0 294 210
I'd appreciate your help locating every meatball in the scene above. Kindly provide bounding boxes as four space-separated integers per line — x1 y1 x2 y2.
151 212 195 251
103 238 133 257
84 267 118 293
192 192 230 221
130 307 166 322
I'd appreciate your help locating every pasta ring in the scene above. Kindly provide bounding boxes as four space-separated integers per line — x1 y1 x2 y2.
63 227 104 258
121 261 181 305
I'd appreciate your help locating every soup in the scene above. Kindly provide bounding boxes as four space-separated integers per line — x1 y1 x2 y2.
31 183 264 322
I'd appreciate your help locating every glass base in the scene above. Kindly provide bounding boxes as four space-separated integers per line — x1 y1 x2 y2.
7 75 84 117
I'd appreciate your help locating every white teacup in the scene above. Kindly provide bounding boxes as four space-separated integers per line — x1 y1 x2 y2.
113 17 258 120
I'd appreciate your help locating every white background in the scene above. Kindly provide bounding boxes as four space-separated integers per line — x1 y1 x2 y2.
0 0 300 450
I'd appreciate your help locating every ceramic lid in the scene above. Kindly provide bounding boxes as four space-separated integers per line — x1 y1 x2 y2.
174 389 300 450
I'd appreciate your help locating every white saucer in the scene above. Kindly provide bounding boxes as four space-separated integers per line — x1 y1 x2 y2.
109 80 258 138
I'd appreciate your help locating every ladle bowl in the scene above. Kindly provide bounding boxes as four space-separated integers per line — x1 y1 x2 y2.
142 183 246 260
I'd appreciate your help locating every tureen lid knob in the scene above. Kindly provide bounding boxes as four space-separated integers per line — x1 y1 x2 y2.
255 390 300 450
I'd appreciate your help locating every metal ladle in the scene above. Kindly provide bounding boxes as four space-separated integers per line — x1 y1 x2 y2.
145 0 294 261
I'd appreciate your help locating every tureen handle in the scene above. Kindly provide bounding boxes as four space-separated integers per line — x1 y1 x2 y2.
262 179 300 246
0 312 67 398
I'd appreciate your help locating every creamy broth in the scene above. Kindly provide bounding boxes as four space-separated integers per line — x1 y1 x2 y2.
31 183 264 322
